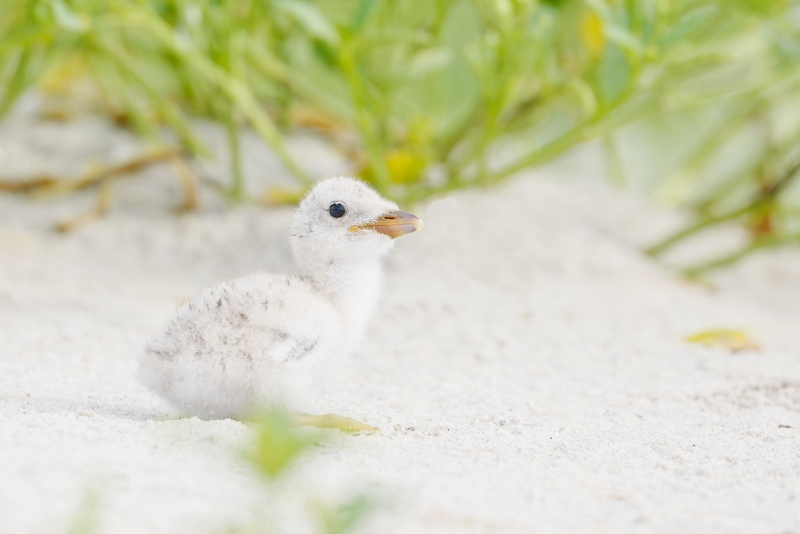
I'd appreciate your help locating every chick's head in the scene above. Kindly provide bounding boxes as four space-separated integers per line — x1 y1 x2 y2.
291 177 421 266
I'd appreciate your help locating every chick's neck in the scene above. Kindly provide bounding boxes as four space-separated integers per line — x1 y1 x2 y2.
299 256 383 337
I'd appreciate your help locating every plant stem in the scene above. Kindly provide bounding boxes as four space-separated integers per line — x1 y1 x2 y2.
226 111 245 201
246 39 352 123
683 233 800 276
646 199 770 257
120 8 312 186
0 47 33 116
602 134 627 187
94 38 207 155
648 158 800 256
489 125 592 183
338 40 390 190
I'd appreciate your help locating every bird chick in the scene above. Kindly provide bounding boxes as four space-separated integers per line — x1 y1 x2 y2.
138 177 421 430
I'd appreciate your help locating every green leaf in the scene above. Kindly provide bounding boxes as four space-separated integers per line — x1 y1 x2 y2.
67 488 101 534
313 495 375 534
276 1 340 46
50 0 89 32
583 0 642 55
0 48 33 116
599 43 630 103
407 48 452 79
660 6 719 48
604 24 643 55
583 0 611 21
245 410 313 478
737 0 787 17
350 0 382 32
570 77 598 115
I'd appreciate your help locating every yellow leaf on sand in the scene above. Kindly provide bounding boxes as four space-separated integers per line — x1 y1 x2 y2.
685 329 761 353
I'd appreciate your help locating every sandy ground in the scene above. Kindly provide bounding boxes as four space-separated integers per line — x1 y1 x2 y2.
1 115 800 534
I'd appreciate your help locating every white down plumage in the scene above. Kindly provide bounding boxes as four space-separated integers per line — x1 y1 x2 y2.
138 176 421 421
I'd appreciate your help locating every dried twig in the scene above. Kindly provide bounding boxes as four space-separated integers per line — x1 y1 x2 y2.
0 147 185 196
170 156 200 212
43 147 186 196
1 146 201 232
0 176 59 193
55 182 113 233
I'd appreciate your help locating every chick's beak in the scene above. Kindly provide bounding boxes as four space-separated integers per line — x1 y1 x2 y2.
350 210 422 239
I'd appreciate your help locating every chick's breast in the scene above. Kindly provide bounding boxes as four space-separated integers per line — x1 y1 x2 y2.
138 273 340 417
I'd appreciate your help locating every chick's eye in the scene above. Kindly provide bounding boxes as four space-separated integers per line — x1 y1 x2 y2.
329 203 346 218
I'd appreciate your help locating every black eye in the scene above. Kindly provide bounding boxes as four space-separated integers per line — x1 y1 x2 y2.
329 203 346 218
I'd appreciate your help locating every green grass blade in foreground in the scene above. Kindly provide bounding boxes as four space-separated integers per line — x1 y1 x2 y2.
66 488 101 534
245 410 315 479
312 494 375 534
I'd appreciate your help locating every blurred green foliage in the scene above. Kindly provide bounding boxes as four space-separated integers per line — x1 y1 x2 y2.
236 411 373 534
636 1 800 273
66 488 101 534
245 410 313 478
312 495 374 534
1 0 799 269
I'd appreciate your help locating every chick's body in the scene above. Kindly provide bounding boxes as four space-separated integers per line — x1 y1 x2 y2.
140 273 342 419
138 177 420 420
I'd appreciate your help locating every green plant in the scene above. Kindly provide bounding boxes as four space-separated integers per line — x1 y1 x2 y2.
1 0 798 270
638 2 800 274
311 494 374 534
234 410 374 534
66 488 101 534
0 1 778 195
245 410 314 478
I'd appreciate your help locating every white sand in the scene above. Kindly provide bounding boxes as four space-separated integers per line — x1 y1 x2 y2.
1 116 799 533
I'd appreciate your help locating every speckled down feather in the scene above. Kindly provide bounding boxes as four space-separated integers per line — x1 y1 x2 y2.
139 273 338 418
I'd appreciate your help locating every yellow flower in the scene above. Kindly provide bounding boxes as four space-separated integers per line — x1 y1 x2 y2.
580 11 606 58
386 149 426 184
